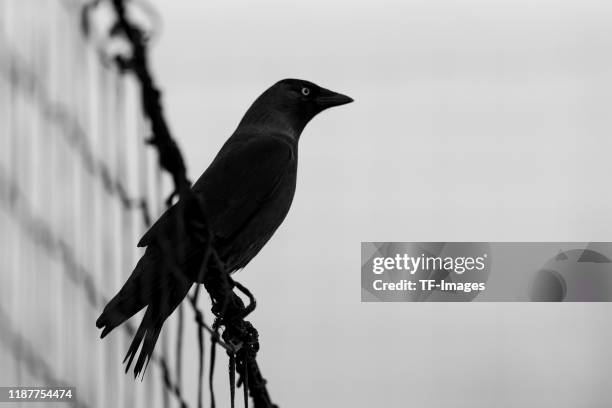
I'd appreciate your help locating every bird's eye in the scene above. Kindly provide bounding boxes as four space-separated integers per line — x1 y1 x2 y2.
301 87 310 96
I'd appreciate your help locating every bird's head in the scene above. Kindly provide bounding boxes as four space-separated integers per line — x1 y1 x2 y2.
239 78 353 139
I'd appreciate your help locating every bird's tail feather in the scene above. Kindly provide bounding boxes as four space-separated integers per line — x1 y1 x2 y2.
96 252 176 339
122 306 162 379
96 247 193 378
96 294 147 340
95 256 154 339
122 275 192 378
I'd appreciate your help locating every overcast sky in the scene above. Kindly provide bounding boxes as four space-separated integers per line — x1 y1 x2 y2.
148 1 612 406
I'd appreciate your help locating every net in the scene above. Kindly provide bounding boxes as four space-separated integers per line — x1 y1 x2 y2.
0 1 169 406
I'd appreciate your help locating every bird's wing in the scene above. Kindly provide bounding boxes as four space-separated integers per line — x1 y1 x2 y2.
138 135 295 247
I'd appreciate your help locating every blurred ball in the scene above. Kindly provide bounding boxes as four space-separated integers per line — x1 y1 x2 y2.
530 249 612 301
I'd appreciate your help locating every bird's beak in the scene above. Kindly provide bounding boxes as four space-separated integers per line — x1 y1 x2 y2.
316 87 354 110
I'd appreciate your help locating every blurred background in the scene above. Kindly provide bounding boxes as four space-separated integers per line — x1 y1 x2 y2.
1 0 612 407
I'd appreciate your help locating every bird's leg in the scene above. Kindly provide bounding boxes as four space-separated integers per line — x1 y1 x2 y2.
206 250 237 318
228 278 257 321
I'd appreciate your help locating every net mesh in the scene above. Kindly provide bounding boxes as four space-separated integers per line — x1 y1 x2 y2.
0 1 170 406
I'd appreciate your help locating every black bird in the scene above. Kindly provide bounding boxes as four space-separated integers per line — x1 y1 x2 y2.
96 79 352 377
